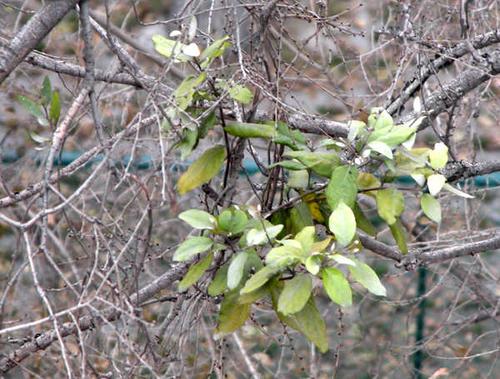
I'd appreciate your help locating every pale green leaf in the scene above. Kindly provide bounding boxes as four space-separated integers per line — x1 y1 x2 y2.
421 194 442 223
367 141 393 159
178 252 213 291
228 85 253 105
368 108 393 130
330 254 356 266
200 36 231 63
227 252 248 290
428 142 449 169
349 259 387 296
322 267 352 307
173 236 213 262
287 169 309 189
347 120 366 141
177 145 226 195
376 188 405 225
294 226 315 253
152 35 191 62
179 209 216 229
265 245 303 268
373 124 416 147
427 174 446 196
17 95 48 126
329 202 357 247
285 151 341 177
278 274 312 315
246 224 283 246
325 165 358 209
305 255 321 275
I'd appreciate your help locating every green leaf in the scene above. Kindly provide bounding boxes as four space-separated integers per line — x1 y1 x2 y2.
326 165 358 210
224 121 276 139
218 208 248 235
294 226 315 254
17 95 47 126
173 236 213 262
288 202 314 235
228 85 253 105
176 128 199 160
328 202 356 247
352 204 376 236
240 266 280 294
357 172 381 191
200 36 231 63
272 290 329 353
41 76 52 106
152 35 191 62
49 90 61 124
348 258 387 296
227 252 248 290
305 255 321 275
269 160 307 171
177 145 226 195
215 290 250 336
330 254 356 266
179 209 216 229
208 263 229 296
427 174 446 196
389 218 408 254
428 142 448 169
421 194 442 223
174 73 207 110
287 169 309 189
376 188 404 225
373 124 416 147
278 274 312 315
285 151 341 177
367 141 393 159
368 108 393 130
178 252 213 291
265 245 303 268
246 224 283 246
322 267 352 307
347 120 366 141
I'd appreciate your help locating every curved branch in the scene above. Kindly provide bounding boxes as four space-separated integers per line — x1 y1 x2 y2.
0 0 78 83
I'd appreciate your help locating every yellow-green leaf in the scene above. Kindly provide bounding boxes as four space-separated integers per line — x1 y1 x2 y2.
227 252 248 290
376 188 404 225
421 194 442 223
225 121 276 139
240 266 280 294
326 165 358 209
215 290 250 336
322 267 352 307
428 142 448 169
389 218 408 254
329 202 356 247
178 252 213 291
177 145 226 195
179 209 216 229
208 263 229 296
348 258 387 296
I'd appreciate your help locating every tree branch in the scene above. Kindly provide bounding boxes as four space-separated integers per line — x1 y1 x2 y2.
0 264 187 373
0 0 78 84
